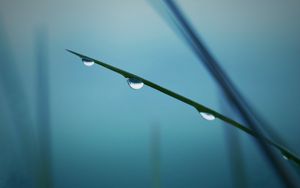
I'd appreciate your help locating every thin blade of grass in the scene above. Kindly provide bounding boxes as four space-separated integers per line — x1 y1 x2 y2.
66 49 300 168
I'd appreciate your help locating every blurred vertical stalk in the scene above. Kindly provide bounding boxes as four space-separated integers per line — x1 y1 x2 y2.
36 28 53 188
151 123 161 188
0 18 38 187
220 94 247 188
224 128 247 188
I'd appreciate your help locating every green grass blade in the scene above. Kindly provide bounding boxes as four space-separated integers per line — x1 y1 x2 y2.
66 49 300 166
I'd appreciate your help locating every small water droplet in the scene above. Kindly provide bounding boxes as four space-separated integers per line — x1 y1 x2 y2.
127 77 144 90
282 155 288 160
82 58 94 67
200 112 216 121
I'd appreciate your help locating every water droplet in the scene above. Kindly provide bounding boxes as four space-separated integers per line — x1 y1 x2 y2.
127 77 144 90
200 112 216 121
82 58 94 67
282 155 288 160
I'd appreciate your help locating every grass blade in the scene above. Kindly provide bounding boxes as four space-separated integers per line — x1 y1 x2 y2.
66 49 300 167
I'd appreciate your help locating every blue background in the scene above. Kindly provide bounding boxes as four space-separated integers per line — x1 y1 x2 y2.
0 0 300 187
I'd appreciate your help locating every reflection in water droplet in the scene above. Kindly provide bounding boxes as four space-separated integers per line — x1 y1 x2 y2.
82 58 95 67
200 112 216 121
127 77 144 90
282 155 288 160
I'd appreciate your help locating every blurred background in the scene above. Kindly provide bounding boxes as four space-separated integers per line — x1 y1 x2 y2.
0 0 300 187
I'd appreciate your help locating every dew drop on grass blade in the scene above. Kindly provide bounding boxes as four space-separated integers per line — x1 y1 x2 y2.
200 112 216 121
82 58 95 67
127 77 144 90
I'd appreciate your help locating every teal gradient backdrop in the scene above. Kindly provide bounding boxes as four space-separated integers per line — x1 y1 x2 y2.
0 0 300 187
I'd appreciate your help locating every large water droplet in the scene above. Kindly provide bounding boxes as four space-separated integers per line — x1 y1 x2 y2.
200 112 216 121
82 58 95 67
127 77 144 90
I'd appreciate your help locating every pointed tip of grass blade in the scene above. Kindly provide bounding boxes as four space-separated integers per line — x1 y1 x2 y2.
65 49 77 55
66 49 87 59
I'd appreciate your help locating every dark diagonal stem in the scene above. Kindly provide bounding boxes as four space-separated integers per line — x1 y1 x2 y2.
156 0 298 187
